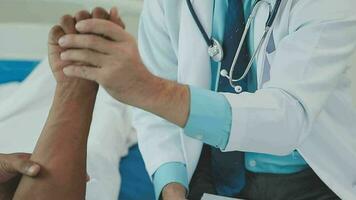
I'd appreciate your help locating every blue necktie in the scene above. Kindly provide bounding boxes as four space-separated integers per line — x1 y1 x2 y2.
211 0 251 197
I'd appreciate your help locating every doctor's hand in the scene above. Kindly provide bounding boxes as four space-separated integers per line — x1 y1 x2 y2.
58 18 154 106
48 7 125 84
162 183 188 200
59 18 190 127
0 153 40 200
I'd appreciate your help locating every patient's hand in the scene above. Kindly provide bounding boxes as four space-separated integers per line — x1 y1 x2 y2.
0 153 40 200
48 7 125 83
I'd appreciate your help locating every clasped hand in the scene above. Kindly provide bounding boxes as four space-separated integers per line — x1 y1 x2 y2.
55 8 155 106
48 7 188 200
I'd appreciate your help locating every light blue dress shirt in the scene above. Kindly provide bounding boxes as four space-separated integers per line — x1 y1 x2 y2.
152 0 308 199
152 162 188 199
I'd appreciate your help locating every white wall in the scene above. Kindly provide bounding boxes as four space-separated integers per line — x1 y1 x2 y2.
0 0 142 59
0 0 142 23
1 0 355 106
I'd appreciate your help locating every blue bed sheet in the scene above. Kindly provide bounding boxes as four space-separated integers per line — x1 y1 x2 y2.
1 60 155 200
0 60 40 83
119 145 155 200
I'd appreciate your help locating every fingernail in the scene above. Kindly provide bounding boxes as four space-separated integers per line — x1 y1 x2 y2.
58 37 65 46
27 165 39 175
60 52 66 59
63 67 71 75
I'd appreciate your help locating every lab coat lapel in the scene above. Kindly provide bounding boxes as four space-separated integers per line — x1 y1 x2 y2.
178 0 213 181
252 1 272 87
253 0 287 88
178 0 212 89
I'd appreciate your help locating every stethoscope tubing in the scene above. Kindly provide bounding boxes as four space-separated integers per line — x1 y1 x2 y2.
227 1 263 83
227 0 281 87
186 0 214 47
186 0 282 92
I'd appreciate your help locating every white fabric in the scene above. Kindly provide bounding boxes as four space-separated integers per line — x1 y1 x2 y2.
135 0 356 199
0 59 137 200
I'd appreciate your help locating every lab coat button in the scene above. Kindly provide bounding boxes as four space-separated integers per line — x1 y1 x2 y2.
249 160 257 167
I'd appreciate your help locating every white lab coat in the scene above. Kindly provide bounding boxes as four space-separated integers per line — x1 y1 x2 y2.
133 0 356 199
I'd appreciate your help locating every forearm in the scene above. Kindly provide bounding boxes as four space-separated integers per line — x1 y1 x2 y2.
131 74 190 128
13 81 98 200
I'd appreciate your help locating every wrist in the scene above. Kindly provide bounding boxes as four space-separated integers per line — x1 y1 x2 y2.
56 80 98 100
126 70 163 108
162 183 187 200
133 72 190 127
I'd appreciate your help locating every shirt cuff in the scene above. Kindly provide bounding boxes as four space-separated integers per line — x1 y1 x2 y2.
184 86 232 149
152 162 189 200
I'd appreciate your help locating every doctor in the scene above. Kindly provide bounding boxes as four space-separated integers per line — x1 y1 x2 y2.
59 0 356 199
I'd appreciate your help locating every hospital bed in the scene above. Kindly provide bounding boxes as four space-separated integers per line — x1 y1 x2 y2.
0 0 155 199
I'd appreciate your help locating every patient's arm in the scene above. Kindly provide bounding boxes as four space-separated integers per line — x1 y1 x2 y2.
12 81 98 200
12 11 99 200
13 8 124 200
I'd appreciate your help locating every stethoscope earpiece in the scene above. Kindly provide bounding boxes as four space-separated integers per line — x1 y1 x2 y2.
220 69 243 93
220 69 229 78
234 86 243 93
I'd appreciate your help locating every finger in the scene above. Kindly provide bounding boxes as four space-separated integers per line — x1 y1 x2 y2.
2 153 40 177
48 25 65 46
76 19 128 42
86 174 91 182
75 10 91 23
63 65 100 82
92 7 110 20
60 49 107 67
110 7 126 29
58 34 114 54
60 14 76 34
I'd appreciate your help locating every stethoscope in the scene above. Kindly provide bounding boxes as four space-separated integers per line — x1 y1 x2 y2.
186 0 282 93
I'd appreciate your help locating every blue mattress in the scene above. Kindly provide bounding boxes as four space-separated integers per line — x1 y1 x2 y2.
0 60 40 83
0 60 155 200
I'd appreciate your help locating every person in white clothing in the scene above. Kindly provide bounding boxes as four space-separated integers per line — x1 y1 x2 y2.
10 0 355 199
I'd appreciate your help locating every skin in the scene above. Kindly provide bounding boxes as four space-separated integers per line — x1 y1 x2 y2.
59 19 191 128
162 183 188 200
58 9 190 200
10 8 124 200
0 153 40 200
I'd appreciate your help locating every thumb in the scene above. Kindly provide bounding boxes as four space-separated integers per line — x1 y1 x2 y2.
3 153 40 177
0 153 40 183
48 25 65 46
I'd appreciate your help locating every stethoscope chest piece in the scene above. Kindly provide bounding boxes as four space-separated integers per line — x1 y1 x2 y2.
208 38 224 62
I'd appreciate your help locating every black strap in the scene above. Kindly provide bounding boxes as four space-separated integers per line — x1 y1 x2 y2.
186 0 214 47
266 0 282 27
